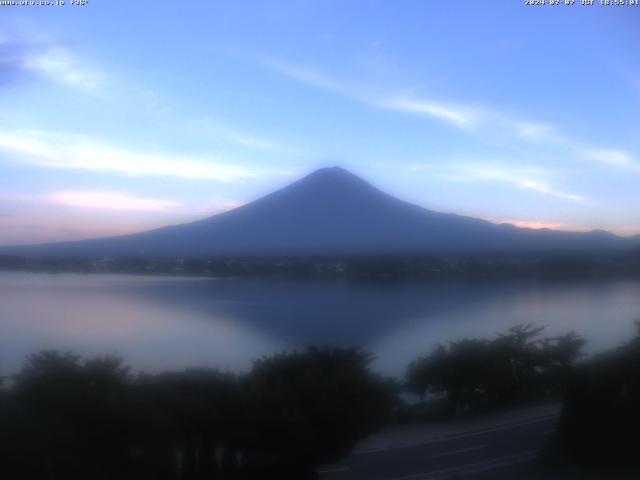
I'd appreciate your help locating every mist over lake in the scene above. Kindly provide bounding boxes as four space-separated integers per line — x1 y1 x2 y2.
2 271 639 377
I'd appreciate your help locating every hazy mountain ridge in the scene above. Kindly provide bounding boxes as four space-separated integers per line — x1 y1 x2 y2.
1 167 637 259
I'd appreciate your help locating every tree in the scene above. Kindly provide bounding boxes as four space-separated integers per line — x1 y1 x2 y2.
0 347 394 479
406 325 586 417
557 321 640 470
5 351 132 479
243 347 393 479
129 368 242 479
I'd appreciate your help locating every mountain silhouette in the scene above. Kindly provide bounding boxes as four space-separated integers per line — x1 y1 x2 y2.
1 167 635 258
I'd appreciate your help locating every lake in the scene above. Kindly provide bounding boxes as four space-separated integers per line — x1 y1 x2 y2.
1 272 639 377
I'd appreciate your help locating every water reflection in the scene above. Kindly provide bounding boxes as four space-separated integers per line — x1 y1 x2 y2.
0 273 284 373
0 272 639 376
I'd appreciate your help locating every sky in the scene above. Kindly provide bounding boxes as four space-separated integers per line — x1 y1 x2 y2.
1 1 639 245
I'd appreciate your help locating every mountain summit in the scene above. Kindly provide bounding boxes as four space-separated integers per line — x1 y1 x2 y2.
2 167 633 258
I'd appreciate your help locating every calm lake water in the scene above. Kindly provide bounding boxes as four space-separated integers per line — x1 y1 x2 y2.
1 272 639 377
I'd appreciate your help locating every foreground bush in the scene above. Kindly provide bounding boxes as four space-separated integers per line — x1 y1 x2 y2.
0 347 392 480
406 324 585 416
557 322 640 471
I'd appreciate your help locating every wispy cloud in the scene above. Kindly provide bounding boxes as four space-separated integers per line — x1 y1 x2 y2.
0 40 107 92
0 129 288 181
460 163 584 201
246 54 638 171
514 121 562 144
412 162 584 202
49 191 182 212
249 55 471 128
0 189 245 244
22 47 107 91
512 120 638 170
2 189 242 215
190 118 298 155
379 97 477 128
395 102 639 173
582 149 636 168
254 56 349 95
0 203 178 245
224 131 291 153
1 38 175 122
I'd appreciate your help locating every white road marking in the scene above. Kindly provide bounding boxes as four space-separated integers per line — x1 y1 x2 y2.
423 444 487 460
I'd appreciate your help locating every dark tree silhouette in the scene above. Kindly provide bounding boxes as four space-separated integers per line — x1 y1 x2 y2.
127 368 243 479
0 347 392 479
406 325 585 417
557 321 640 472
242 346 393 479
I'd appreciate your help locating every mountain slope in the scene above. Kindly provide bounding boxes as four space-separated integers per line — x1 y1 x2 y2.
1 167 635 258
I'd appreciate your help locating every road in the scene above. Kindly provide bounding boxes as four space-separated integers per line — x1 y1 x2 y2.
318 405 560 480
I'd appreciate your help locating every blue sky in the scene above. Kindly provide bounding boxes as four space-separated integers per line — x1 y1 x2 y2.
1 1 639 245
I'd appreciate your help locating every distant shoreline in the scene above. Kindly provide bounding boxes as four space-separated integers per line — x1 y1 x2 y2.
2 253 640 280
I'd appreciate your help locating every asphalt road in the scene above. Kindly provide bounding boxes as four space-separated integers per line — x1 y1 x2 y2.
318 408 559 480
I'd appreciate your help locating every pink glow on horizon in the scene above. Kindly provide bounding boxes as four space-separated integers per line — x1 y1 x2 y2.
499 219 588 232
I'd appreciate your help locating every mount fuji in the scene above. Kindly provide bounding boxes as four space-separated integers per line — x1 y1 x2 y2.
2 167 635 258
